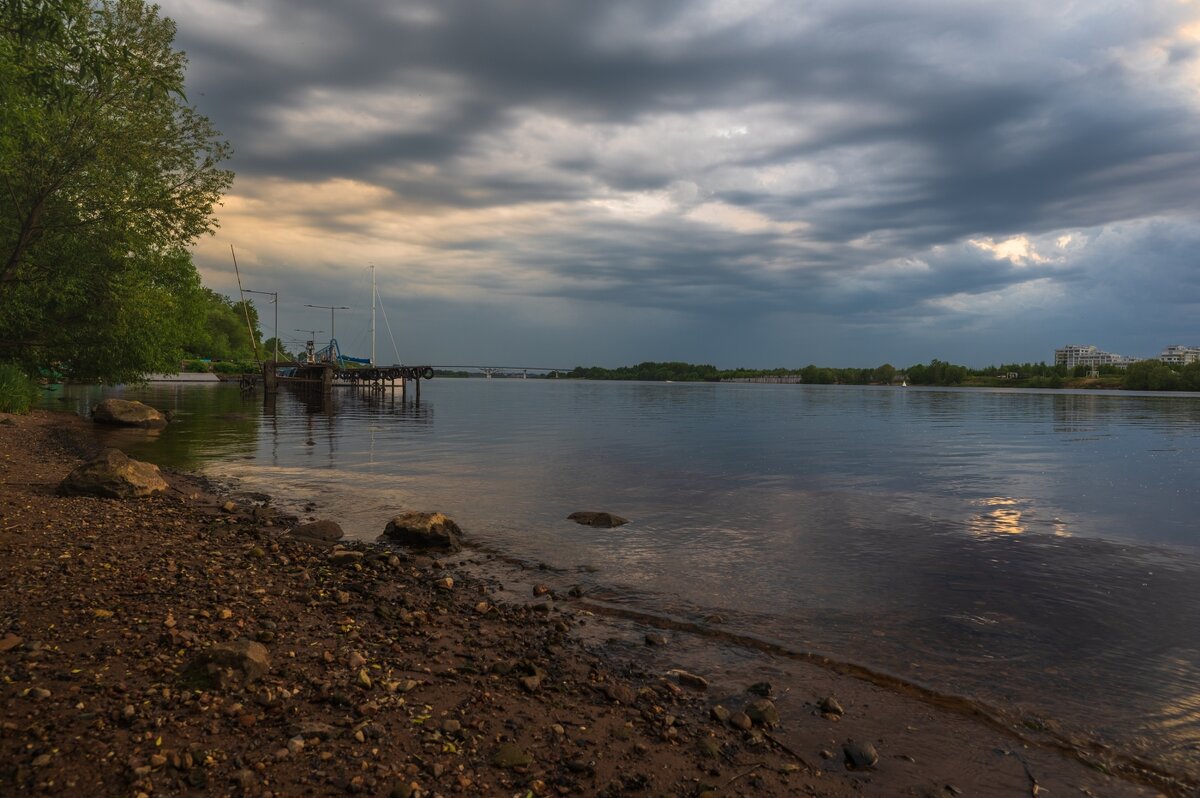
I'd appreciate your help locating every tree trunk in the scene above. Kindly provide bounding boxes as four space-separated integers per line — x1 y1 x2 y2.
0 200 46 291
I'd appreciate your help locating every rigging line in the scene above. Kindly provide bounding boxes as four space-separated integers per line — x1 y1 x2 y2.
376 291 402 365
230 245 261 363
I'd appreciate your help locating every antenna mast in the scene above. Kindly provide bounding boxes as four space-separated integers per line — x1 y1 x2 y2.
370 264 376 367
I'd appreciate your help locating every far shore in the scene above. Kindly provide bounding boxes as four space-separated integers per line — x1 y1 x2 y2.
0 409 1185 796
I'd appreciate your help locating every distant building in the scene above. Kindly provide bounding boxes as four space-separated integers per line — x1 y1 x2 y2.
1159 345 1200 365
1054 344 1137 370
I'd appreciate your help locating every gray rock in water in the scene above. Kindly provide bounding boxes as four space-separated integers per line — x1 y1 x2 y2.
567 511 629 528
289 520 344 544
57 449 168 499
381 512 462 551
843 739 879 770
91 398 167 428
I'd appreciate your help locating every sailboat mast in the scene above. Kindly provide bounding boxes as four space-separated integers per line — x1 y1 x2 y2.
370 264 376 367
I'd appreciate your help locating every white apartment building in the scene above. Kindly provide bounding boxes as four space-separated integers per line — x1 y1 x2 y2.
1159 345 1200 365
1054 344 1137 369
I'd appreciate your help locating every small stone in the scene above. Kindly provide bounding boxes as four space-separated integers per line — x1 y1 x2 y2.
222 501 237 513
744 698 780 727
441 719 461 734
729 712 753 731
520 675 541 693
31 753 52 767
697 738 721 759
644 633 667 647
550 724 565 735
436 577 454 590
843 739 879 770
604 683 636 705
747 681 773 697
356 669 373 689
348 651 367 670
491 742 532 769
819 696 844 717
533 584 551 597
671 669 708 690
287 737 304 754
330 550 364 566
710 705 731 723
217 608 233 620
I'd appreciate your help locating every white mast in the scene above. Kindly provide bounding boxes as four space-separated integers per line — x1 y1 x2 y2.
370 264 376 367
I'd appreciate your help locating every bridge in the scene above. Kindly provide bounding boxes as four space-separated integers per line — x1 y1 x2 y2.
433 365 573 379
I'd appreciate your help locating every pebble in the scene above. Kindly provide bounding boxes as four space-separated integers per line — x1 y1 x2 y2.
644 633 667 647
729 712 753 731
843 739 879 769
491 742 532 769
671 669 708 690
604 683 636 705
819 696 844 717
533 584 551 597
710 705 731 723
330 550 364 566
435 577 454 590
744 698 780 727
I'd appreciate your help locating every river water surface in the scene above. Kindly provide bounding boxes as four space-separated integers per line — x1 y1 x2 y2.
47 379 1200 778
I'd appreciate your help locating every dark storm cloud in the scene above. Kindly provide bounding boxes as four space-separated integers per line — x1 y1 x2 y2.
165 0 1200 365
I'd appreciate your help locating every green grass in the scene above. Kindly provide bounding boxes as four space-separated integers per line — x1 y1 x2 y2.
0 363 38 413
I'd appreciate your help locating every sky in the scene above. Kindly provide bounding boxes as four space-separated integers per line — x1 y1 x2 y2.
160 0 1200 369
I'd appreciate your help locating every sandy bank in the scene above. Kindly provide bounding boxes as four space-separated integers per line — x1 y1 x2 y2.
0 410 1179 797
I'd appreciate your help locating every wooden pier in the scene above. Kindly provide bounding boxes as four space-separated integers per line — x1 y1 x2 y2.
260 362 434 402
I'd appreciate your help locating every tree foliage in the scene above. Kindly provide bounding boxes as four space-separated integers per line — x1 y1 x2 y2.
0 0 233 381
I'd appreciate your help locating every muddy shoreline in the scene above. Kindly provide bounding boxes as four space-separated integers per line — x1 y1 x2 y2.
0 410 1183 796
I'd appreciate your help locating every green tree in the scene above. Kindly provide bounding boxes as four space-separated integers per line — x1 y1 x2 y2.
1123 360 1180 391
0 0 233 380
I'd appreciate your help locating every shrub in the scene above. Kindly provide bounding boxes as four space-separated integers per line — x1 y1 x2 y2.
211 361 256 375
0 363 38 413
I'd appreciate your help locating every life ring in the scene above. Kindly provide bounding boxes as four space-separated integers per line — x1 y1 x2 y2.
422 367 435 380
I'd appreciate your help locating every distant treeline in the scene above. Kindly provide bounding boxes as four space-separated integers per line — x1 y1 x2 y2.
567 359 1200 391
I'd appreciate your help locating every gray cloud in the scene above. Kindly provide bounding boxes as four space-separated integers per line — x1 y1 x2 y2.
167 0 1200 366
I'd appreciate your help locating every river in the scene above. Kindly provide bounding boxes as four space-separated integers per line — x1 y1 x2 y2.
45 378 1200 779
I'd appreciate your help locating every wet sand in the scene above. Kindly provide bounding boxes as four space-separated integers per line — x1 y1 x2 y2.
0 410 1184 796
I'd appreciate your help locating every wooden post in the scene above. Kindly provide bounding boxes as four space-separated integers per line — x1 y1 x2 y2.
263 361 277 394
415 376 420 404
322 364 333 394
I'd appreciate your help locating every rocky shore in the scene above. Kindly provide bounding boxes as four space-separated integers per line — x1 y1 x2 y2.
0 410 1179 797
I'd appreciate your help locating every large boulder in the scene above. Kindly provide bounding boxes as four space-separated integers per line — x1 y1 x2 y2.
58 449 168 499
381 511 462 551
567 511 629 528
92 398 168 428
